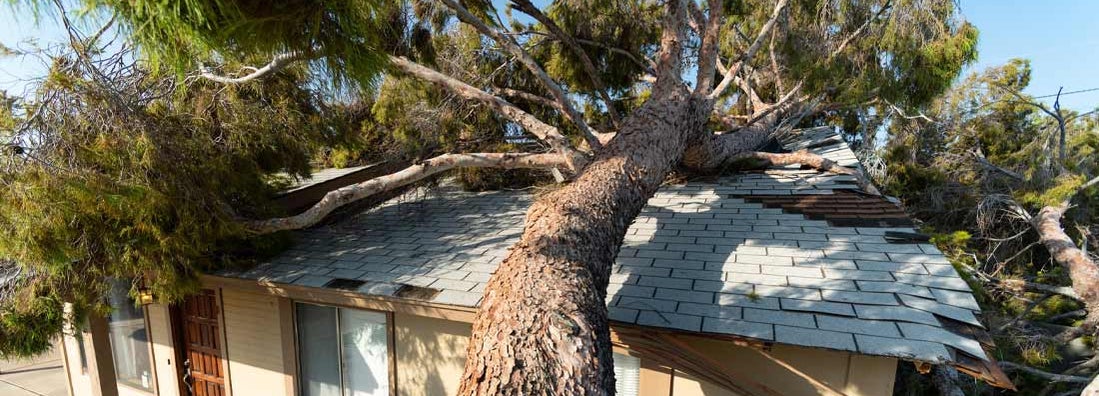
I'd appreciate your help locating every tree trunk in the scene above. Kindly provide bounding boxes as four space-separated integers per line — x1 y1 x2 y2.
457 95 764 394
1033 205 1099 333
931 366 966 396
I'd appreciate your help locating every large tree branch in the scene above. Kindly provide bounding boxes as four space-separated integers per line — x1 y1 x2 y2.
1032 204 1099 331
388 56 582 166
248 152 568 233
440 0 602 150
198 51 311 84
693 0 723 95
708 0 789 99
652 0 691 98
999 362 1091 383
731 150 881 195
510 0 621 128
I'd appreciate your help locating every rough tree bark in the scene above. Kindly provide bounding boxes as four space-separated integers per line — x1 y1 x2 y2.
1032 204 1099 333
210 1 850 393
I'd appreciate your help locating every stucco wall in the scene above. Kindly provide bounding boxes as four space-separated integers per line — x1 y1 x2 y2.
393 313 470 396
221 288 291 396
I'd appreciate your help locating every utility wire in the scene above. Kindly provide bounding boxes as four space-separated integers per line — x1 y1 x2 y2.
1032 87 1099 99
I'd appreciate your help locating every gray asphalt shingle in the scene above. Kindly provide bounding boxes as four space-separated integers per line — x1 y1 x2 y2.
221 126 989 365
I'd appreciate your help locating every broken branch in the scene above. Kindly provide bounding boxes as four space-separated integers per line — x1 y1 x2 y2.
199 51 311 84
248 152 569 233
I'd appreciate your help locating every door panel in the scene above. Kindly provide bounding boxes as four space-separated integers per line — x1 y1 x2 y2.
180 289 225 396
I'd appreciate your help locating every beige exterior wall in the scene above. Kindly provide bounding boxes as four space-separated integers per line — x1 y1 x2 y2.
221 288 292 396
393 313 470 396
62 283 898 396
146 303 181 396
663 337 897 396
387 315 896 396
60 325 94 396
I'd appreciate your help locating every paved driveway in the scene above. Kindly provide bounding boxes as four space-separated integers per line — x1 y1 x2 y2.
0 346 68 396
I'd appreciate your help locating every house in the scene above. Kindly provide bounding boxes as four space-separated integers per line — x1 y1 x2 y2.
56 127 1012 396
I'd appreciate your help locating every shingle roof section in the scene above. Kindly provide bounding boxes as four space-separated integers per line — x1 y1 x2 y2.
223 127 989 365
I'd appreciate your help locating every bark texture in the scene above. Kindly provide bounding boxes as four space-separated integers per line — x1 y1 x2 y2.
1033 205 1099 331
457 96 719 395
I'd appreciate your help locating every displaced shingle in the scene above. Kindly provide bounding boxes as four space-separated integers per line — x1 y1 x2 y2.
854 305 940 326
743 308 816 327
703 317 774 340
775 326 857 351
779 299 855 316
931 288 982 311
898 294 982 327
855 334 952 363
821 290 898 306
897 323 987 359
637 311 702 332
816 316 900 337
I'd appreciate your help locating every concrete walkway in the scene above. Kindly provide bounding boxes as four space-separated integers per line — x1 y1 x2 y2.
0 346 68 396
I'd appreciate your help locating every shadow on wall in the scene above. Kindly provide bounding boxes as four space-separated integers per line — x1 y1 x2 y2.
394 314 470 396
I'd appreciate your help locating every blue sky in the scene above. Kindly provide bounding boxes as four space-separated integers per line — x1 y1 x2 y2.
958 0 1099 111
2 1 1098 111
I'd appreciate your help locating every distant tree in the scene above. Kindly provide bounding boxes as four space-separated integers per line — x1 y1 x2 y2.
884 58 1099 394
3 0 976 393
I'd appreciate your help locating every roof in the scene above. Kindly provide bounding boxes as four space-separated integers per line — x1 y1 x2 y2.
221 127 995 369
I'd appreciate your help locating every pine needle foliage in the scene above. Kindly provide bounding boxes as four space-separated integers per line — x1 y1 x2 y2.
71 0 395 91
0 44 333 356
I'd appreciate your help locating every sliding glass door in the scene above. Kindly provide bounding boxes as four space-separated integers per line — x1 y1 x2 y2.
295 303 390 396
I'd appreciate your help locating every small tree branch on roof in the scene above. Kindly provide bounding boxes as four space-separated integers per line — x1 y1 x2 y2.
248 152 570 233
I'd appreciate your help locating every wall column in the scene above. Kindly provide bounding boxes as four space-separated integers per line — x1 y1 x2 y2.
85 314 119 396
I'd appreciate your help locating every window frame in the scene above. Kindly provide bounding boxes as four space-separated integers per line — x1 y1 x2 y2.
292 301 396 396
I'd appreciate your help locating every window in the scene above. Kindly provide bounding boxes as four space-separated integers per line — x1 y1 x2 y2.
614 352 640 396
106 281 153 391
295 303 390 396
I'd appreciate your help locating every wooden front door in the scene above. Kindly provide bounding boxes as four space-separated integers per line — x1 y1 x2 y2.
180 289 226 396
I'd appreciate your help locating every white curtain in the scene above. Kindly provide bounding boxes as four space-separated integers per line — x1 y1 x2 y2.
296 304 341 396
340 309 389 396
613 352 641 396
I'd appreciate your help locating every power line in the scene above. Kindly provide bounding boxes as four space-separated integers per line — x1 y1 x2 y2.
1032 87 1099 99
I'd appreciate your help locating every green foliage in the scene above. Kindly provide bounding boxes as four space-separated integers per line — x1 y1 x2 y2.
1016 174 1084 207
884 58 1099 394
534 1 660 95
58 0 397 91
929 230 971 254
0 296 65 358
0 48 332 355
